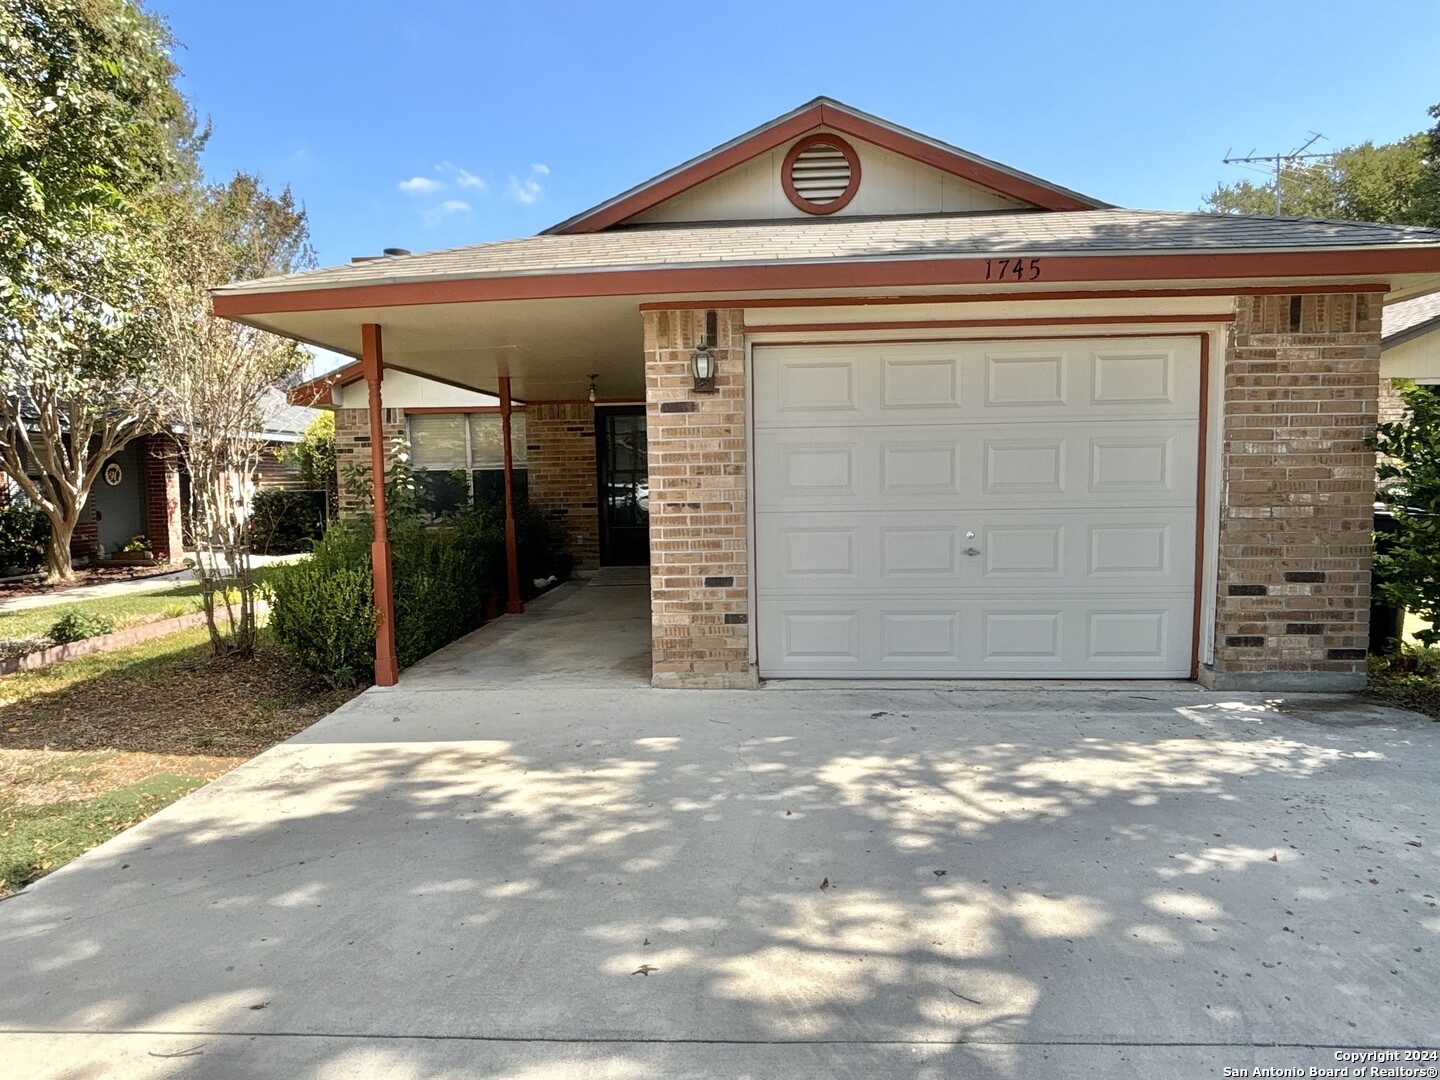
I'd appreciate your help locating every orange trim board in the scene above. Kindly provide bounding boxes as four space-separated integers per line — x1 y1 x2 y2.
745 313 1236 334
639 283 1391 310
213 252 1435 318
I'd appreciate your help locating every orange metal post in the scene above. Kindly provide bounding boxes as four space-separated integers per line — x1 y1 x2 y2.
362 323 400 686
499 375 523 615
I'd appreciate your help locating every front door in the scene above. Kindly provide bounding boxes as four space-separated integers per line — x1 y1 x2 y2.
596 406 649 566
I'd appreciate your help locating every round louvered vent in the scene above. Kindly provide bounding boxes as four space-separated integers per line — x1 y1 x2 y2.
782 134 861 215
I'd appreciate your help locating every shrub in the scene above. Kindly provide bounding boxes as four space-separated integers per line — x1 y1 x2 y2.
264 512 502 684
48 609 116 644
473 498 574 596
0 505 49 574
249 489 327 555
119 535 150 553
1375 381 1440 645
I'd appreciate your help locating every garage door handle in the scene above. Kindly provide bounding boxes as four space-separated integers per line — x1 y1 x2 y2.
963 547 981 557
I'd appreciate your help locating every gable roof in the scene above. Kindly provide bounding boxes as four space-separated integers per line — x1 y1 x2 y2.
1383 292 1440 350
543 97 1111 234
215 209 1440 314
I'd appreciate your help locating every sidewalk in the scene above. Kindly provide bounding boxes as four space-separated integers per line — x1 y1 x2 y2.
0 554 302 613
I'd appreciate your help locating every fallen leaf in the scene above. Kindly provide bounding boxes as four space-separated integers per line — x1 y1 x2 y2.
933 870 948 877
643 938 650 946
248 1002 269 1011
1405 841 1423 848
820 877 831 891
633 964 657 976
1268 853 1279 862
392 716 401 723
1369 878 1380 885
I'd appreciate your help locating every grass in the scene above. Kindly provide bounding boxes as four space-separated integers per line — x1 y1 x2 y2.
0 624 361 897
0 566 288 642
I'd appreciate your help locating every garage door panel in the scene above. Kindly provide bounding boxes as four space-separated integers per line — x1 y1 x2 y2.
754 337 1200 679
758 509 1195 592
756 422 1197 512
759 597 1194 677
754 339 1199 428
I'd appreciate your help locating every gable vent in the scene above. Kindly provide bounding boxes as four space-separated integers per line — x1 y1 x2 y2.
790 144 851 203
782 134 862 215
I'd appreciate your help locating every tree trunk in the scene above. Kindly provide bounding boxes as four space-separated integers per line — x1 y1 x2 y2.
45 515 77 583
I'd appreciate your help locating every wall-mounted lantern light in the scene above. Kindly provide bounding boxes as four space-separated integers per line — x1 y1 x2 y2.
691 310 719 393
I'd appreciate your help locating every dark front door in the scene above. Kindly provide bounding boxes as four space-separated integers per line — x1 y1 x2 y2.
596 406 649 566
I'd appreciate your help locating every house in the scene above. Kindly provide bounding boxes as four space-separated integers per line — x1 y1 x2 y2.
1378 293 1440 423
3 386 322 564
213 97 1440 691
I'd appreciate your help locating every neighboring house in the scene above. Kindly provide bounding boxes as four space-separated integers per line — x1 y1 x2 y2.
1378 293 1440 423
218 97 1440 691
3 386 321 564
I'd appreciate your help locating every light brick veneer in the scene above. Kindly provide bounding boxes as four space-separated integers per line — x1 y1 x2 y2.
527 403 599 571
1377 377 1409 427
645 309 754 688
1205 292 1381 690
335 406 404 518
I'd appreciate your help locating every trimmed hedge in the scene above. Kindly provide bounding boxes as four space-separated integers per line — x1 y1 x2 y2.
265 511 504 685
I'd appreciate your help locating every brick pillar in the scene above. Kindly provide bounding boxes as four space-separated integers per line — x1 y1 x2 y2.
527 403 599 571
1204 292 1381 691
334 406 404 518
644 308 754 689
141 434 184 561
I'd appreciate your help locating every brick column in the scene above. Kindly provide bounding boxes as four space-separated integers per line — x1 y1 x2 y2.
644 309 754 689
527 403 599 571
1205 292 1381 691
334 406 404 518
141 434 184 561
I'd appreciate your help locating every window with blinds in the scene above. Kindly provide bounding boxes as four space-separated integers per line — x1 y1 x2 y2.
407 412 528 509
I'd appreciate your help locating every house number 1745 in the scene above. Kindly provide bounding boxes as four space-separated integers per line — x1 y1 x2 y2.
983 257 1042 281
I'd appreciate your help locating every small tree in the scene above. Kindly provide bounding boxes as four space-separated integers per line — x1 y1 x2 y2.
1374 381 1440 646
151 174 314 655
289 411 337 517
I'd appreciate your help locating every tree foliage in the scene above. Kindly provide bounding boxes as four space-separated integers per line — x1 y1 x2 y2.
1204 104 1440 227
1375 382 1440 647
0 0 192 580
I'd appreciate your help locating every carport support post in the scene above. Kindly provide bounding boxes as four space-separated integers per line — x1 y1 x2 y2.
499 376 523 615
362 323 400 686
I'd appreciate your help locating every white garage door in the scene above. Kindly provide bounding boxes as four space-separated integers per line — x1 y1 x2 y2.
753 337 1200 679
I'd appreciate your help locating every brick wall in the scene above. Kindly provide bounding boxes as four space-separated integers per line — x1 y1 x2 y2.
141 434 184 561
1206 292 1381 690
526 403 599 571
1377 377 1409 427
644 308 753 689
334 406 404 518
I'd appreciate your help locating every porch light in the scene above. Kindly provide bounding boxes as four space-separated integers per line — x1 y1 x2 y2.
691 342 718 393
587 373 598 404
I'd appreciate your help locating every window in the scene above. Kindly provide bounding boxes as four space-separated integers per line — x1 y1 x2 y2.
407 412 527 510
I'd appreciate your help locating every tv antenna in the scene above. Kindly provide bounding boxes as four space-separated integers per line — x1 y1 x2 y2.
1222 133 1332 216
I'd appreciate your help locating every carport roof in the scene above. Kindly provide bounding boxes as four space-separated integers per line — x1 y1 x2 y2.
216 209 1440 300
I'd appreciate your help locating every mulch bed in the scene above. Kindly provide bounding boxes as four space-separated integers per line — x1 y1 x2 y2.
0 564 188 598
0 644 362 757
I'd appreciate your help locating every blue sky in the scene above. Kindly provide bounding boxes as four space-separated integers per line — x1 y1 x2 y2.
153 1 1437 305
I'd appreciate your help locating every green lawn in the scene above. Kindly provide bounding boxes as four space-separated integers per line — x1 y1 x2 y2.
0 566 288 641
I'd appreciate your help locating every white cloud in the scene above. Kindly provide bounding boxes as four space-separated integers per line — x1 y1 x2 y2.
455 167 487 190
530 162 550 175
507 175 543 205
423 199 472 228
399 176 445 195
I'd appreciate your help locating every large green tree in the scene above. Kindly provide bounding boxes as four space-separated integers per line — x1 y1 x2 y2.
1204 103 1440 227
0 0 193 580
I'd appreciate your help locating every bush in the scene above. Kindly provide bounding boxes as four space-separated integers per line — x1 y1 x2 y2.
47 609 116 644
0 505 49 574
249 489 327 555
1375 381 1440 645
473 499 574 596
264 512 503 684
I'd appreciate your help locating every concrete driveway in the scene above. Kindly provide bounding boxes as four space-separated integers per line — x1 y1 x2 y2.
1 582 1437 1078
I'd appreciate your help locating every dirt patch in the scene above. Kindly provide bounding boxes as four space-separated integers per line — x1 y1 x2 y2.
0 642 361 756
0 749 244 807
